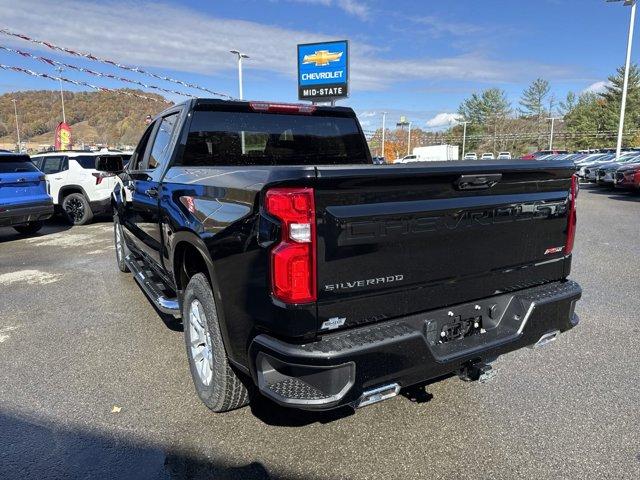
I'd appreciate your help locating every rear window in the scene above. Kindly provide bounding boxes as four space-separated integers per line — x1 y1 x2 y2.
0 155 38 173
180 110 369 166
73 155 98 169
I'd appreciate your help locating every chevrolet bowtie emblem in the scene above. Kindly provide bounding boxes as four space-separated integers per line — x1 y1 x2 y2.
302 50 343 67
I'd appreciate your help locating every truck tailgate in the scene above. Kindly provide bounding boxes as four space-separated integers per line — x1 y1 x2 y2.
314 161 574 330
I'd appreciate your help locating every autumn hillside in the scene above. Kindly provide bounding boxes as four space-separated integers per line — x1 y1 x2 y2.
0 90 171 149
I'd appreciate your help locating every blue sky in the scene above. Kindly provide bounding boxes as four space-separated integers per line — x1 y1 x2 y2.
0 0 635 131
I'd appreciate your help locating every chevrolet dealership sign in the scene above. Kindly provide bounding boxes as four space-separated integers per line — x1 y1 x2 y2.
297 40 349 101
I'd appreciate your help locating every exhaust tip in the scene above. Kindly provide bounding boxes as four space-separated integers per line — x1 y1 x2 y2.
357 383 400 408
531 330 560 349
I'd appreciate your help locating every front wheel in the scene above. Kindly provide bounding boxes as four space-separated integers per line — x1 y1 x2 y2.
62 193 93 225
13 221 43 235
183 273 249 413
113 216 129 272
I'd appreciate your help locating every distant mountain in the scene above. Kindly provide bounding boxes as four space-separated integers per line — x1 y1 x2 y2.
0 89 171 148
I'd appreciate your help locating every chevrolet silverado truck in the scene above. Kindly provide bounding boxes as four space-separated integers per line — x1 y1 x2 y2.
112 99 581 413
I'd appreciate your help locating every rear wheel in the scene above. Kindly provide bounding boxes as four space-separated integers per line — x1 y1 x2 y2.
62 193 93 225
13 221 43 235
113 216 129 272
183 273 249 413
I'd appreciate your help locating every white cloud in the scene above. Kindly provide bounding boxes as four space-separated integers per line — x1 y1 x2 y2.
280 0 369 20
411 16 482 37
0 0 576 94
425 112 461 128
583 80 610 94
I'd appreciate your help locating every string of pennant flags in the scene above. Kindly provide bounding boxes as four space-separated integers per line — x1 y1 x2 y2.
0 63 173 104
0 28 234 99
0 45 197 99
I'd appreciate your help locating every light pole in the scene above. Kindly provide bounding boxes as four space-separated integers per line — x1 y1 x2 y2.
460 121 470 159
608 0 637 159
381 112 387 159
396 117 411 158
547 117 562 150
229 50 249 100
11 99 21 152
56 66 66 123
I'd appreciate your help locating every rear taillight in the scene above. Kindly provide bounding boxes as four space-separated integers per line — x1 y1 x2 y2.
92 172 114 185
265 187 316 304
565 174 578 255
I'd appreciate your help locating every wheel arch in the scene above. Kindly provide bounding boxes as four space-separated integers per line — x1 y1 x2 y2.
170 231 240 366
58 185 89 205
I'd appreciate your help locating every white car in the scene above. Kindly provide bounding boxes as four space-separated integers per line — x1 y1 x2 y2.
394 154 418 164
497 151 512 159
30 151 126 225
464 152 478 160
481 153 495 160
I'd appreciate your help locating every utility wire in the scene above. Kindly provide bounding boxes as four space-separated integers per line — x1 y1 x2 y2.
0 45 196 98
0 28 233 99
0 63 172 104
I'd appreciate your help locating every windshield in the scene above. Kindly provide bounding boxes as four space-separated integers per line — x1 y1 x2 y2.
0 156 39 173
180 110 369 166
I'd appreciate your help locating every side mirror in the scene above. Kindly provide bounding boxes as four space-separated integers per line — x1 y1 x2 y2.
96 155 124 173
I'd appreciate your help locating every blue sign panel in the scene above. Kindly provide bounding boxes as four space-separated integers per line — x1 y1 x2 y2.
297 40 349 101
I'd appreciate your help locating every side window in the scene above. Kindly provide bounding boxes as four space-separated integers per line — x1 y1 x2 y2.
30 156 43 170
74 155 98 169
145 113 179 170
129 124 156 171
40 156 68 174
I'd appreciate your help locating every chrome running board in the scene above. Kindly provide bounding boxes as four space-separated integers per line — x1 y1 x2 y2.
125 255 181 317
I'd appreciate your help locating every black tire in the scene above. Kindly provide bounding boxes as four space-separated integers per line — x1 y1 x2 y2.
62 193 94 225
13 221 43 235
183 273 249 412
113 216 130 273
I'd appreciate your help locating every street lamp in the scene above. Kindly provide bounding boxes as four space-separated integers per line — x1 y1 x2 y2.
459 121 470 159
397 117 412 156
229 50 249 100
11 99 21 152
547 117 563 150
381 112 387 159
56 66 66 123
608 0 637 159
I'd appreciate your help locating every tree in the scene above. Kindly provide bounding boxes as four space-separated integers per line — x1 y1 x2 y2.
599 64 640 136
519 78 551 120
457 88 512 152
563 92 606 149
458 88 511 124
558 91 577 117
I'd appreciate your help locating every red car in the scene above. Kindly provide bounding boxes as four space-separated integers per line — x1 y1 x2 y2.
614 162 640 191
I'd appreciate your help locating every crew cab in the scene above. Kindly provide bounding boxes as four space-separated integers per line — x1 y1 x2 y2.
0 152 53 234
30 151 126 225
112 99 582 413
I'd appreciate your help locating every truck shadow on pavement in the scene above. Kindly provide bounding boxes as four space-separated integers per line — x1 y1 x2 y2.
0 410 282 480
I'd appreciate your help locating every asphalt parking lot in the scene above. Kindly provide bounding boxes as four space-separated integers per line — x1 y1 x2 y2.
0 185 639 480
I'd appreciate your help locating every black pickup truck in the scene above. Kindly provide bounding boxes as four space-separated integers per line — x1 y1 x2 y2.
112 99 581 413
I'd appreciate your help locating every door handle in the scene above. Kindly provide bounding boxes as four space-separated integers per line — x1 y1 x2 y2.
145 187 159 198
455 174 502 190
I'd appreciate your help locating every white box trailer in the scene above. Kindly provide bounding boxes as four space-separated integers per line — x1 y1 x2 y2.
394 145 460 163
410 145 459 162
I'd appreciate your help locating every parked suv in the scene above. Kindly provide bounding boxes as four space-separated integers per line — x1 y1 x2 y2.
0 152 53 234
30 151 124 225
